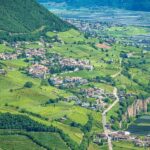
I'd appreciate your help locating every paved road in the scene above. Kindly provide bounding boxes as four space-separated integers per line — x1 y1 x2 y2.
102 113 113 150
102 57 121 150
102 87 119 150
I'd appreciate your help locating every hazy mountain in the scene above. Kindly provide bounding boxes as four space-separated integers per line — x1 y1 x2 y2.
38 0 150 11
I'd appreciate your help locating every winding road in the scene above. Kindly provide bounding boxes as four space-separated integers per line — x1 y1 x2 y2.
101 57 122 150
102 87 119 150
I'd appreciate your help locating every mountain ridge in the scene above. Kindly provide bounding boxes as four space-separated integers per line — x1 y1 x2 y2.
0 0 73 33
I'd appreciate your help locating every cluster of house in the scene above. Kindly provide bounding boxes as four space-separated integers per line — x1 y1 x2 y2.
0 53 18 60
66 19 116 44
0 48 46 61
59 58 93 71
49 76 88 88
64 95 105 111
26 54 95 78
80 87 105 99
121 35 150 50
79 87 111 109
66 19 113 34
0 47 48 62
25 48 46 59
94 131 150 147
76 87 116 110
28 64 48 79
118 89 136 101
110 131 150 147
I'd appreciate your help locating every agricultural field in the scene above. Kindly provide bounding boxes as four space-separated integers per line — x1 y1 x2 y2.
113 141 146 150
29 132 69 150
128 115 150 135
106 103 119 122
0 128 69 150
0 29 107 149
24 42 44 49
0 134 44 150
1 0 150 149
0 44 14 53
106 26 150 37
0 26 150 150
88 143 108 150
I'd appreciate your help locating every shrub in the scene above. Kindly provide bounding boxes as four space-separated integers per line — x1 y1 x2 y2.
24 82 33 88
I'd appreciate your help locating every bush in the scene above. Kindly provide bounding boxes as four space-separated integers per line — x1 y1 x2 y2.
24 82 33 88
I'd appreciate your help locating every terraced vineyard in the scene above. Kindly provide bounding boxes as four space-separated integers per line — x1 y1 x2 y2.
128 115 150 135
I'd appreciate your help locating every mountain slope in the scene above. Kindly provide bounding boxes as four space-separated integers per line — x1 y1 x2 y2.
0 0 73 33
38 0 150 11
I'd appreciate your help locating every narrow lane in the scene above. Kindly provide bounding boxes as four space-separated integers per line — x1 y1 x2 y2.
111 58 122 78
102 87 119 150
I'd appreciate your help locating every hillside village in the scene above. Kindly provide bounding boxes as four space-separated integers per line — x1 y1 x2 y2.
0 0 150 150
0 42 115 111
66 19 150 51
0 7 150 150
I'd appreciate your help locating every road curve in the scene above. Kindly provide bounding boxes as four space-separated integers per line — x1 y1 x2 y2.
102 87 119 150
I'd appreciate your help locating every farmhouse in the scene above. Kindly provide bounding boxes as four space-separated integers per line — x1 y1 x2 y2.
0 53 17 60
110 131 131 141
0 69 6 75
28 64 48 78
96 131 150 148
59 58 93 71
66 96 79 102
64 77 88 84
94 133 108 140
49 76 88 88
25 48 46 58
81 102 90 108
49 77 63 86
81 87 105 98
0 53 5 60
40 60 50 65
96 99 107 108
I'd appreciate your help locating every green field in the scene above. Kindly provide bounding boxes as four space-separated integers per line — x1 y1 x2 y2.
88 142 103 150
113 141 146 150
0 44 14 53
128 115 150 135
0 26 150 150
0 135 44 150
107 26 150 37
29 132 69 150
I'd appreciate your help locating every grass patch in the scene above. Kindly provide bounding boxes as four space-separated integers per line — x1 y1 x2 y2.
113 141 145 150
0 134 44 150
0 44 14 53
29 132 69 150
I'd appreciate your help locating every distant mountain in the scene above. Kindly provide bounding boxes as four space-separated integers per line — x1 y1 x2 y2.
0 0 73 33
38 0 150 11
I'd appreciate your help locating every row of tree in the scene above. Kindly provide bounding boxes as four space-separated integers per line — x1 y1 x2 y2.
0 113 78 149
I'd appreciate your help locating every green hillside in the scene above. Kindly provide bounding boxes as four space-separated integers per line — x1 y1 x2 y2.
0 0 150 149
0 0 73 33
0 28 150 149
